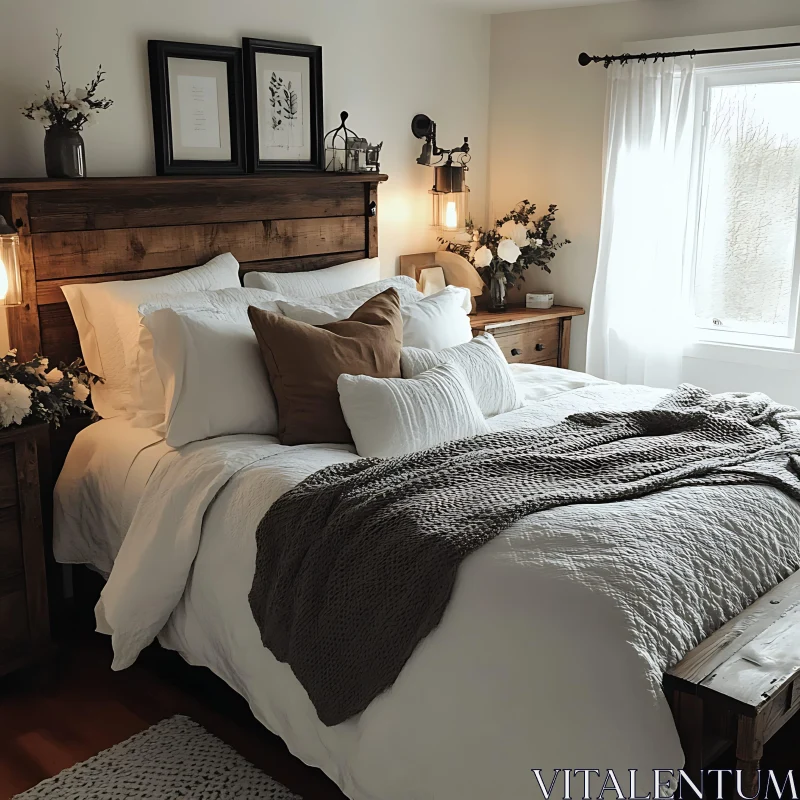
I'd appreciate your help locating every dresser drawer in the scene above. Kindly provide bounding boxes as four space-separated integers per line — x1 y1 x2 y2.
491 321 560 365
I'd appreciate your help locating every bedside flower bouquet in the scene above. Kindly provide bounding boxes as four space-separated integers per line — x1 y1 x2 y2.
444 201 570 311
0 351 97 429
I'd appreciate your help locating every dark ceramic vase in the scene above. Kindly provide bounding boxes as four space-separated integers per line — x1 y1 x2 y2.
487 275 506 312
44 127 86 178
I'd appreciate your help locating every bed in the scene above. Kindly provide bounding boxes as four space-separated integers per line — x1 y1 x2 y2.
3 175 800 800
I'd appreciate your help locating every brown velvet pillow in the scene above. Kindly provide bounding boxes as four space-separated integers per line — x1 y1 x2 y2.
248 288 403 445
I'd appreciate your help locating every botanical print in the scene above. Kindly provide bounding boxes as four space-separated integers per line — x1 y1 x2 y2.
262 69 304 151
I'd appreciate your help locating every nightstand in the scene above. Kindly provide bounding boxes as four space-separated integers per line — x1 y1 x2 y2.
0 422 52 679
470 305 585 369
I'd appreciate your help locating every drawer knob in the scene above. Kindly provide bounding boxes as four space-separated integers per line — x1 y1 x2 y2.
535 343 545 351
511 348 522 356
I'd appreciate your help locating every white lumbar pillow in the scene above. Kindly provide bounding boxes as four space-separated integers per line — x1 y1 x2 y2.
399 286 473 350
276 276 423 325
144 308 278 447
131 286 283 428
62 252 241 419
401 333 522 418
337 362 490 458
243 257 381 297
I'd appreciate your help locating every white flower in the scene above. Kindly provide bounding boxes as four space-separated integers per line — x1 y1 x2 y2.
497 238 522 264
499 220 528 248
0 380 31 427
77 101 91 115
473 245 493 268
451 231 472 244
74 86 89 101
532 238 543 247
35 385 50 393
45 367 64 384
72 378 90 402
65 109 78 121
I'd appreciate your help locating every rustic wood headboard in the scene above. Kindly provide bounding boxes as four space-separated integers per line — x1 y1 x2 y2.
0 172 386 364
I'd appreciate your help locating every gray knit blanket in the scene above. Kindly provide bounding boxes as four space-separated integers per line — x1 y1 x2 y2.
248 385 800 726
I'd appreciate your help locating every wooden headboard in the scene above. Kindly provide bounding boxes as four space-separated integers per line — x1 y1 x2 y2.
0 172 387 364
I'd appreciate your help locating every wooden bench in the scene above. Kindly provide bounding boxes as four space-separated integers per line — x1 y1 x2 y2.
665 569 800 795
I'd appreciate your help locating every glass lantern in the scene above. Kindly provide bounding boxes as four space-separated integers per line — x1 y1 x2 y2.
325 112 382 173
430 164 469 235
0 217 22 307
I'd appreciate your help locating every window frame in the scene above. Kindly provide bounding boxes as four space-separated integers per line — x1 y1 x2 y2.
686 61 800 352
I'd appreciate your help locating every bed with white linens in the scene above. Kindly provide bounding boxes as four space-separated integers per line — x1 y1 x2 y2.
16 174 796 800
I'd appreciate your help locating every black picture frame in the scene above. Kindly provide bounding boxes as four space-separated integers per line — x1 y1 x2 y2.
243 38 324 172
147 40 246 175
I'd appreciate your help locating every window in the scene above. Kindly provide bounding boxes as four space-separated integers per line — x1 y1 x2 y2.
689 64 800 350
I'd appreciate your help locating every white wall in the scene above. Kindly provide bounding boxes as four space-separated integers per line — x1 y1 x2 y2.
489 0 800 402
0 0 490 352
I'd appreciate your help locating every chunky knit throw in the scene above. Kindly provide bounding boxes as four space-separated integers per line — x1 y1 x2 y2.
249 385 800 726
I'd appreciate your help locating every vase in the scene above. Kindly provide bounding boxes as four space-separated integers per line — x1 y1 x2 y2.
44 127 86 178
487 275 506 312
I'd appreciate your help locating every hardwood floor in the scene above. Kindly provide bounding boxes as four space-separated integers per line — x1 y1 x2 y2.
0 631 346 800
1 629 798 800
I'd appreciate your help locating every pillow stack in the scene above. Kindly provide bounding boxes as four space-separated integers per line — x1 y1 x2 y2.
62 251 511 456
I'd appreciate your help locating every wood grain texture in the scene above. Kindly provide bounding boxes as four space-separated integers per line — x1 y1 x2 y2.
32 216 366 281
6 195 41 361
26 180 365 233
469 304 585 330
489 321 561 365
0 424 51 679
667 569 800 707
366 183 378 259
0 173 388 194
37 250 368 306
469 305 583 369
0 174 385 366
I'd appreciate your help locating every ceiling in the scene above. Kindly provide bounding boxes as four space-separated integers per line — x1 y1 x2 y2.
427 0 636 12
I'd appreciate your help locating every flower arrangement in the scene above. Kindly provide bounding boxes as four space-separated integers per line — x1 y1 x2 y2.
21 31 113 132
443 201 570 308
0 351 96 429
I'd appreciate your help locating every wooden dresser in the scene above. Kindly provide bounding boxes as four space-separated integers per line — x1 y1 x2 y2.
470 305 585 369
0 423 51 680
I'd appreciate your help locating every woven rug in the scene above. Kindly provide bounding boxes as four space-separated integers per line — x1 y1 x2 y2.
13 715 301 799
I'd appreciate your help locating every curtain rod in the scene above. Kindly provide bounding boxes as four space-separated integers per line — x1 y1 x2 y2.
578 41 800 68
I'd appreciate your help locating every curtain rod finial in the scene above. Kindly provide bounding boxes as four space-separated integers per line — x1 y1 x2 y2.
578 52 592 67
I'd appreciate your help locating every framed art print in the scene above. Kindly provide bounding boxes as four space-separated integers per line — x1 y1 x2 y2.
148 41 246 175
243 38 324 171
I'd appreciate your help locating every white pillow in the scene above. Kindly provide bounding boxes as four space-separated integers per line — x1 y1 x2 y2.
337 362 489 458
62 253 241 418
400 286 473 350
277 276 424 325
144 308 278 447
401 334 522 418
131 287 282 428
243 257 381 297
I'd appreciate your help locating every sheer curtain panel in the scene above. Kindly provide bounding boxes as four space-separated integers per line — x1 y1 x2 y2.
586 58 696 388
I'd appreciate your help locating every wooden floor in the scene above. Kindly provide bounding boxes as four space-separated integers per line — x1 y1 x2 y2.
0 632 346 800
1 630 798 800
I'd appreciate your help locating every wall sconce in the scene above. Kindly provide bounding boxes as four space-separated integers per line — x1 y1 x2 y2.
0 217 22 307
411 114 470 235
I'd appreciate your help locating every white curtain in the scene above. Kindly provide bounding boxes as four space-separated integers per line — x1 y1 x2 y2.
586 58 696 388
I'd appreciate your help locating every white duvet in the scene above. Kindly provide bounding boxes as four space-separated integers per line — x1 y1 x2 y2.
57 365 800 800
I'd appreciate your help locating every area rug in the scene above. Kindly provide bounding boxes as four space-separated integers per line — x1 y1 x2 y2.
13 714 301 799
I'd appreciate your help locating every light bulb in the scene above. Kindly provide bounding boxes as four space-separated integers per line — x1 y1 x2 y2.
444 200 458 230
0 257 8 301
